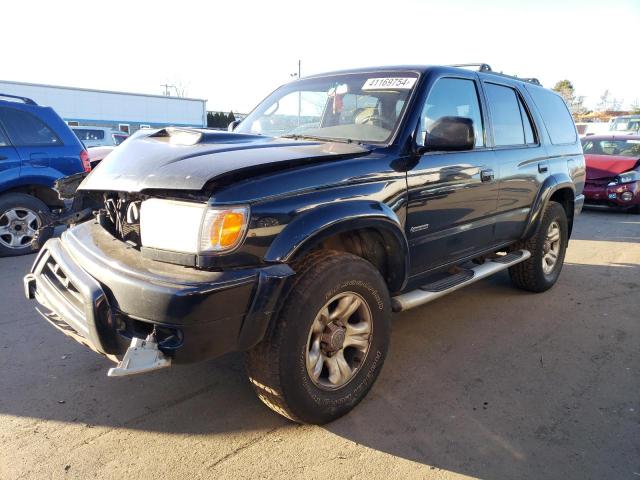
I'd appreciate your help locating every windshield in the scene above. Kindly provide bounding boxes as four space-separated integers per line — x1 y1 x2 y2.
236 72 419 143
582 138 640 157
610 118 640 133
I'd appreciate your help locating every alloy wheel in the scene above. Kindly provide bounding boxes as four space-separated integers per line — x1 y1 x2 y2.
0 207 41 249
305 292 373 390
542 220 561 275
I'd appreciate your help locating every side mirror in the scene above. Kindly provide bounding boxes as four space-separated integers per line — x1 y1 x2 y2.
421 116 475 152
227 120 241 132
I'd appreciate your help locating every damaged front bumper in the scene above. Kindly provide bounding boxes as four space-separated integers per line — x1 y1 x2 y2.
24 220 293 374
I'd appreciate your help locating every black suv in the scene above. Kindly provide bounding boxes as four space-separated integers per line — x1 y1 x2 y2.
24 64 585 424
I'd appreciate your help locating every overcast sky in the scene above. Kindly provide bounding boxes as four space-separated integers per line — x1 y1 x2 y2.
3 0 638 113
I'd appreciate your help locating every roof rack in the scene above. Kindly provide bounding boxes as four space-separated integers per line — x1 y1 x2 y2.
448 64 542 86
450 63 493 72
0 93 37 105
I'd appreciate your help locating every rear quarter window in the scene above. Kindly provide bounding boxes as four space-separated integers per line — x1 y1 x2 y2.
526 86 577 145
0 107 62 146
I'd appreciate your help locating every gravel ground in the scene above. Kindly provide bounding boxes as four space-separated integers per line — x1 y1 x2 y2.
0 209 638 480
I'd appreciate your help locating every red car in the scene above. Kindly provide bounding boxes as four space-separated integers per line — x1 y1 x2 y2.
581 135 640 212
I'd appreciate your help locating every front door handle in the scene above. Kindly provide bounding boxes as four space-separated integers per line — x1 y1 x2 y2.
0 155 7 161
480 169 494 182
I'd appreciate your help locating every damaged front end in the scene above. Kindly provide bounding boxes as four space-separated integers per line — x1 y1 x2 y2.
31 172 96 250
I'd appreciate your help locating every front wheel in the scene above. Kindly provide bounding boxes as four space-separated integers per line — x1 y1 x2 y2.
509 201 568 292
246 250 391 424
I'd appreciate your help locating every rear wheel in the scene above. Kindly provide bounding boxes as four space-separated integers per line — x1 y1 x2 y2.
246 250 391 424
0 193 52 257
509 201 568 292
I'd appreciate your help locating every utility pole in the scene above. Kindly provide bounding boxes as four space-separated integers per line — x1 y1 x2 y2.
160 83 175 96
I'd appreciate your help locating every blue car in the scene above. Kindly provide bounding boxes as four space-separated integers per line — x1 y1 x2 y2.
0 94 89 256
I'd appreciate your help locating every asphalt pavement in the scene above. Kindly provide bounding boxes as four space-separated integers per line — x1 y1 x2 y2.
0 209 638 480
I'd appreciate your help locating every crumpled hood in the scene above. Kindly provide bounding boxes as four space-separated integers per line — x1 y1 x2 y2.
585 154 640 180
79 129 369 193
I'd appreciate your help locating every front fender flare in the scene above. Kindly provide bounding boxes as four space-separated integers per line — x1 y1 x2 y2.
265 200 409 292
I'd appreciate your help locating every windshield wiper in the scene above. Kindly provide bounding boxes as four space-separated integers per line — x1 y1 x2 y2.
279 134 360 145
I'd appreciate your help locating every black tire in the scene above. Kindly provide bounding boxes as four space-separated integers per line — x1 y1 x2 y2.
509 201 568 293
0 193 52 257
246 250 391 424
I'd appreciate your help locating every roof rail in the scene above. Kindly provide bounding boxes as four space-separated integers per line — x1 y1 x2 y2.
449 63 493 72
484 71 542 86
448 64 542 86
0 93 37 105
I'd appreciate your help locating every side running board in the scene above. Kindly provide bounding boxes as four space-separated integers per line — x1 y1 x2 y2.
391 249 531 312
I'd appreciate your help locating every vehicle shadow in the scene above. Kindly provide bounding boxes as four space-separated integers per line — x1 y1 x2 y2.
324 260 639 479
2 207 639 479
2 253 638 479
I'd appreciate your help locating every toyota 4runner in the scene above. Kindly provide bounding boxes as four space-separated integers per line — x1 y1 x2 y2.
24 64 585 424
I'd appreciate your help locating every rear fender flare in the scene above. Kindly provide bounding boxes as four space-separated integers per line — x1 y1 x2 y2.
524 174 576 239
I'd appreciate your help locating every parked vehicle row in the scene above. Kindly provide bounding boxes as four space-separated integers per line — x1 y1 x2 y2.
23 64 585 424
0 94 89 256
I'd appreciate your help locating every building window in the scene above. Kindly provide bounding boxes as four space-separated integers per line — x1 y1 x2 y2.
118 124 130 134
67 121 79 126
139 124 151 129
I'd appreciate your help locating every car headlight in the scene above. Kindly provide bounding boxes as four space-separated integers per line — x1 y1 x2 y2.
140 198 249 254
609 170 640 185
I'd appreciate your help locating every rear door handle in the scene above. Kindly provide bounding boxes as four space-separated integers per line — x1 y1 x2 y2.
538 162 549 173
480 169 494 182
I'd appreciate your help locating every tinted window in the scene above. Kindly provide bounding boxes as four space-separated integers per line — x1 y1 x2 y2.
73 129 105 141
0 108 61 146
518 97 536 144
526 86 577 144
0 127 8 147
485 83 528 146
418 78 484 147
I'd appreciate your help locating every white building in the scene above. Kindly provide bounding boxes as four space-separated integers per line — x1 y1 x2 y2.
0 79 207 134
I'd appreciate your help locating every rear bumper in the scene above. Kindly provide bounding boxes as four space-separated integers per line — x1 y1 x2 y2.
24 221 293 364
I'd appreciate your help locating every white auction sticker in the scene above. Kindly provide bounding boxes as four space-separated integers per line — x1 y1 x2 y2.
362 77 417 90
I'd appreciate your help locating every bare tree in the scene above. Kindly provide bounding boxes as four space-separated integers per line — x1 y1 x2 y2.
596 90 623 112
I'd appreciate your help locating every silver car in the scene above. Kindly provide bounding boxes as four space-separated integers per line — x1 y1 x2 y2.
72 126 128 147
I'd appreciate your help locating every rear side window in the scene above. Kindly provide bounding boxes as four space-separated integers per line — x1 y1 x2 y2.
526 86 577 144
0 107 61 146
73 129 105 141
485 83 536 146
